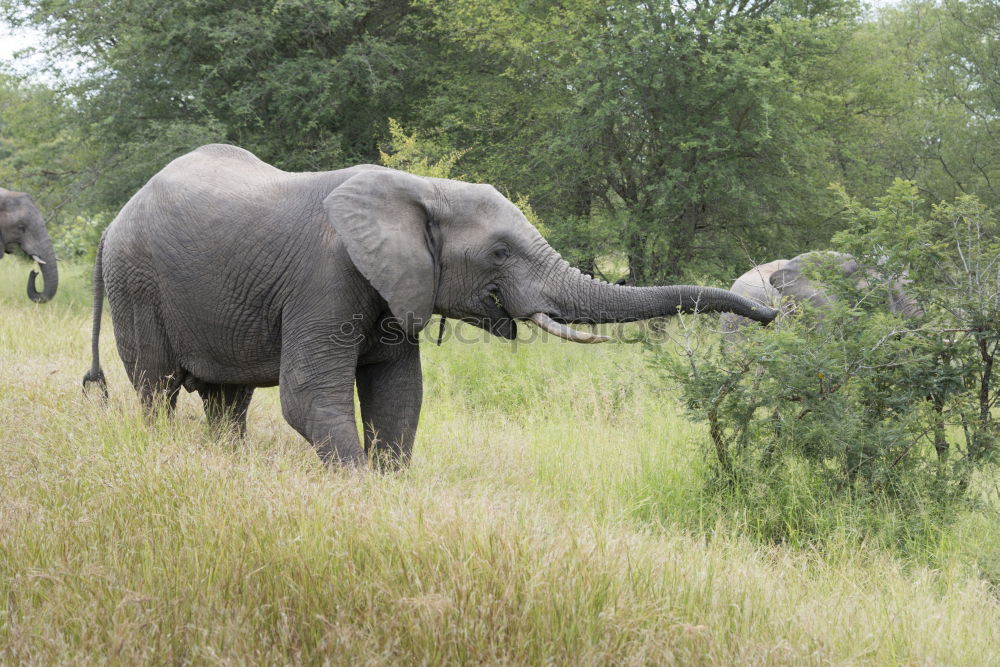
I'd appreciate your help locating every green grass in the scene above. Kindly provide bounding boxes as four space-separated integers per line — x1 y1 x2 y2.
0 258 997 664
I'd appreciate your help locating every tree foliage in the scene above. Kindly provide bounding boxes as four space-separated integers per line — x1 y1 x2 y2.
838 1 1000 210
421 0 872 281
2 0 438 209
2 0 1000 283
0 72 97 222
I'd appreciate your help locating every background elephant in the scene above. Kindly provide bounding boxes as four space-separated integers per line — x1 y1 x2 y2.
718 259 790 335
0 187 58 302
721 251 921 336
83 144 777 467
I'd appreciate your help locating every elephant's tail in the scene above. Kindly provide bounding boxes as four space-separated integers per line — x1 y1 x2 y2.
83 233 108 398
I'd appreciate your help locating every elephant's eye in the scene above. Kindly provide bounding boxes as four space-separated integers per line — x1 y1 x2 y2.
491 245 510 263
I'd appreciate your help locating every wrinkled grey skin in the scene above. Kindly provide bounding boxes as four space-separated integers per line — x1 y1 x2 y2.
83 144 777 467
721 251 921 336
0 187 58 302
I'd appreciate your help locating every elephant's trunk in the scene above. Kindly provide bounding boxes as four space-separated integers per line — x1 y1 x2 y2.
26 243 58 303
560 279 778 324
527 257 777 341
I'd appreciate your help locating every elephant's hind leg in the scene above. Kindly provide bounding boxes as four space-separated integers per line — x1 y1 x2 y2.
131 367 183 416
198 383 255 438
106 271 181 416
118 322 182 416
356 342 422 471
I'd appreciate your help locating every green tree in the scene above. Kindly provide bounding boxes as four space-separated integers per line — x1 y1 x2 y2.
2 0 440 211
0 71 98 223
918 0 1000 205
835 181 1000 483
858 0 1000 207
422 0 868 282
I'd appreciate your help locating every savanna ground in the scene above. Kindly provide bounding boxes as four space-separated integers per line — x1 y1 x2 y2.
0 259 997 665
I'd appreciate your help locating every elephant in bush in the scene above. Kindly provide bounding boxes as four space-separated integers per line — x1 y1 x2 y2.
0 187 58 302
83 144 777 467
720 251 921 336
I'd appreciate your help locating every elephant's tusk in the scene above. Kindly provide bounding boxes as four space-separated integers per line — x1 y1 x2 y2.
31 255 46 265
529 312 610 344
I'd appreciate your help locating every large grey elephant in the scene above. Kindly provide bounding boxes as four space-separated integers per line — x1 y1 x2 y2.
83 144 777 467
0 187 58 302
720 251 920 336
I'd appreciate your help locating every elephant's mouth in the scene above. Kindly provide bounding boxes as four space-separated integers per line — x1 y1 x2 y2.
464 285 609 344
463 284 517 340
484 285 518 340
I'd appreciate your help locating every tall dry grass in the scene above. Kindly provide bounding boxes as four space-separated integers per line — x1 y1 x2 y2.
0 259 997 664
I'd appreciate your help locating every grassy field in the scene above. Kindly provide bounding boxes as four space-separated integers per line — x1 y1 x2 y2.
0 258 997 664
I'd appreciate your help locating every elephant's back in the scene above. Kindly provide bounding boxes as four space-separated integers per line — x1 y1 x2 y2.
150 144 291 206
99 147 336 386
100 144 380 308
98 147 391 384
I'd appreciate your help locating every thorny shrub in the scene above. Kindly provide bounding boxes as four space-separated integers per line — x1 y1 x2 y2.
658 181 998 513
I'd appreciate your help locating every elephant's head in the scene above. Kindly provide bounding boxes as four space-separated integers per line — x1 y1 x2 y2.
769 251 921 318
0 187 58 303
324 170 777 340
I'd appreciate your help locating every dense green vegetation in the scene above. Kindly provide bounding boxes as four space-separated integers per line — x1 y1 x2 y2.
3 0 999 278
663 182 998 512
2 1 1000 661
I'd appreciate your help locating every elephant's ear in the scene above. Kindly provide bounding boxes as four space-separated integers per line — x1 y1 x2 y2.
769 267 798 293
324 170 439 337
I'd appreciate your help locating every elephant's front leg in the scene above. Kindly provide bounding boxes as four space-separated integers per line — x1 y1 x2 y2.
356 341 422 470
279 335 365 466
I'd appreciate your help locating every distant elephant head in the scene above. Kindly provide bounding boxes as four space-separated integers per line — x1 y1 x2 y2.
0 187 58 302
325 170 778 341
721 251 921 337
768 251 859 312
770 251 921 318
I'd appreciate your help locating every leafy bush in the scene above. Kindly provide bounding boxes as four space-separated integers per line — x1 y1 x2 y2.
836 181 1000 484
379 118 466 179
657 181 998 527
51 212 109 260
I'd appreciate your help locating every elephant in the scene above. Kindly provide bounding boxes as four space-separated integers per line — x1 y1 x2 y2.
82 144 777 468
720 251 921 336
0 187 59 302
